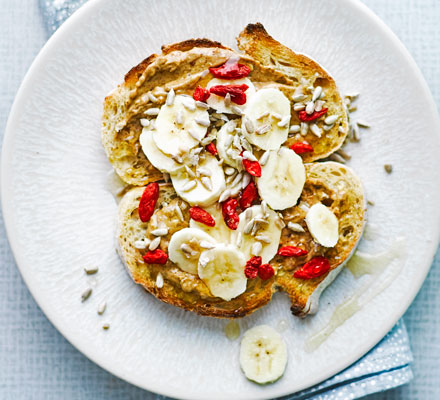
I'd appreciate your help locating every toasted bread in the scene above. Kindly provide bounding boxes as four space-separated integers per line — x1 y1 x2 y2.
237 23 349 163
116 162 365 318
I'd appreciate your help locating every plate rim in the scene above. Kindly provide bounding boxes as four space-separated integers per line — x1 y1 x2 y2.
2 0 440 398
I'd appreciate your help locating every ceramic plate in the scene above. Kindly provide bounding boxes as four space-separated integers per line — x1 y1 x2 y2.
2 0 440 398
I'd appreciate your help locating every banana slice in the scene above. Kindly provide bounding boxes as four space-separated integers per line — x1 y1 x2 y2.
256 147 305 210
198 244 247 301
171 154 226 207
242 88 291 151
168 228 217 274
206 78 255 114
190 203 232 243
305 203 339 247
216 121 241 169
235 205 282 263
240 325 287 384
139 129 182 173
153 95 209 156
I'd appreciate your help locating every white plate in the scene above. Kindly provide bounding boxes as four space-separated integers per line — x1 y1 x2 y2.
2 0 440 398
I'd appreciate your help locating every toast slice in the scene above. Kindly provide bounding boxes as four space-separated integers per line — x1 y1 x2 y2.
116 162 365 318
237 23 349 163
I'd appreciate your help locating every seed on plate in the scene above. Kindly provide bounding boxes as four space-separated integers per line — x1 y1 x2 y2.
384 164 393 174
102 323 110 330
182 180 197 192
182 97 196 111
166 88 175 106
287 222 305 233
324 115 338 125
277 115 290 128
300 122 309 136
84 266 99 275
231 106 243 115
305 101 315 115
256 124 271 135
97 302 107 315
224 93 232 107
259 151 270 166
81 288 92 302
367 199 375 206
348 104 358 113
151 228 168 237
312 86 322 102
356 119 371 128
149 236 161 250
219 189 231 203
195 101 209 110
145 108 160 116
176 110 184 125
242 150 257 162
329 153 346 164
336 149 351 160
201 177 213 191
293 103 306 111
255 234 271 244
346 92 360 99
156 272 164 288
292 93 306 102
352 123 360 142
140 118 150 127
251 242 262 256
244 117 255 134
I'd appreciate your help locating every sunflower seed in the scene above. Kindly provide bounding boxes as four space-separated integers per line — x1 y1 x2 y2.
259 151 270 166
244 208 253 223
325 115 338 125
224 93 232 107
81 288 92 302
171 154 183 163
244 220 254 235
367 199 375 206
215 120 224 128
182 97 196 111
182 181 197 192
329 153 346 163
277 116 290 128
195 101 209 110
288 222 305 232
254 218 269 225
151 228 168 236
293 103 306 111
147 92 158 103
231 106 243 115
348 105 358 113
244 117 255 133
195 116 210 127
339 125 345 133
174 205 184 221
275 218 285 229
163 173 170 183
235 232 243 247
312 86 322 102
255 234 271 244
149 237 161 250
310 124 322 138
292 93 307 102
200 241 215 250
323 124 334 131
201 177 213 190
84 266 99 275
226 170 237 183
199 256 209 268
145 108 160 116
197 167 210 177
102 323 110 330
261 201 267 215
176 110 184 125
219 189 231 203
305 101 315 115
181 243 193 255
224 167 236 176
156 272 164 288
271 112 282 120
352 123 360 142
251 221 259 236
241 173 251 189
242 150 257 162
251 242 262 256
314 100 324 112
356 119 371 128
233 134 242 150
289 124 300 133
140 118 150 127
240 137 252 153
97 302 106 315
336 149 351 160
300 122 309 136
231 172 243 187
201 135 214 146
256 124 271 135
184 165 196 178
165 88 175 106
384 164 393 174
134 239 150 249
257 111 269 120
299 203 310 212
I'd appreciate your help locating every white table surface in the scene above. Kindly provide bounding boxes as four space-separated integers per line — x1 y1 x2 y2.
0 1 439 399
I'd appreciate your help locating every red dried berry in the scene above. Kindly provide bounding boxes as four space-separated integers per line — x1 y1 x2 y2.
244 256 262 279
193 85 210 102
258 264 275 280
242 158 261 177
206 142 218 156
221 198 240 230
293 256 330 279
290 142 314 154
240 181 259 210
277 246 308 257
298 108 328 122
209 84 249 105
143 249 168 265
209 62 251 79
189 206 216 227
138 182 159 222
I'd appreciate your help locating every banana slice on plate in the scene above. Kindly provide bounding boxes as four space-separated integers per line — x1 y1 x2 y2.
171 154 226 207
153 95 209 156
216 121 241 169
242 88 290 151
235 205 282 263
240 325 288 384
139 129 182 173
257 147 305 210
305 203 339 247
206 78 256 114
198 244 247 301
190 203 233 243
168 228 217 274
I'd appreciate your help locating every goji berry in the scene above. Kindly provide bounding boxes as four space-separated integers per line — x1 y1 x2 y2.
242 158 261 177
138 182 159 222
193 85 210 102
278 246 308 257
209 84 249 105
298 108 328 122
240 181 259 209
209 62 250 79
293 256 330 279
290 142 314 154
244 256 262 279
189 206 216 227
206 142 218 156
143 249 168 264
221 198 240 230
258 264 275 280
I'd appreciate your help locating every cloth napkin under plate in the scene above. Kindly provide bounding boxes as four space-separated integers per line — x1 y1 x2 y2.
37 1 414 398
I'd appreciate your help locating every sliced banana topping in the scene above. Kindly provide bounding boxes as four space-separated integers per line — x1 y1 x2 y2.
242 88 290 150
240 325 288 384
153 95 209 156
257 147 306 210
206 78 255 114
235 205 282 263
189 203 232 243
168 228 217 274
198 244 247 301
171 154 226 207
305 203 339 247
139 129 182 173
